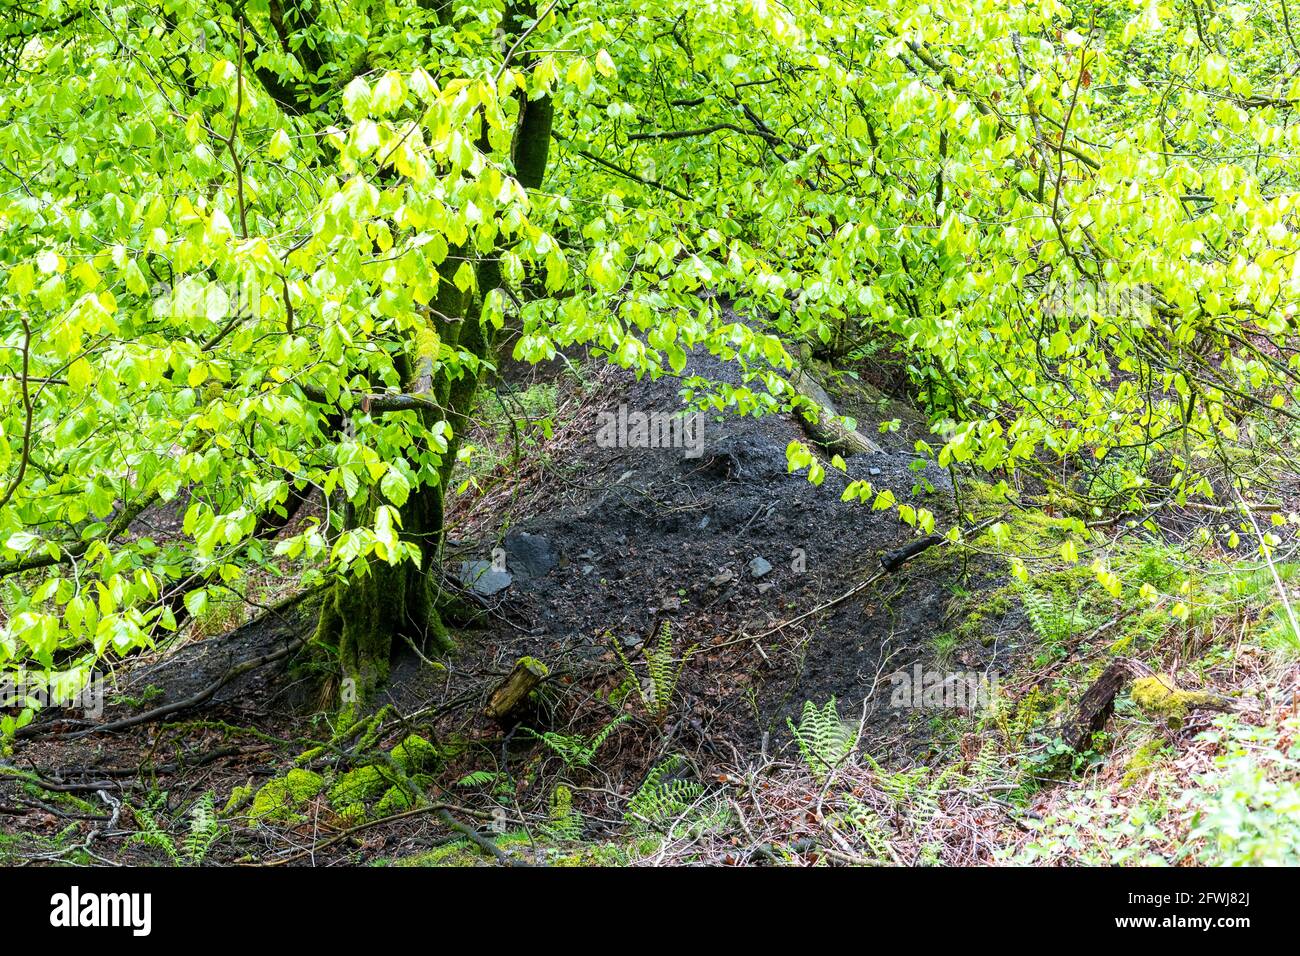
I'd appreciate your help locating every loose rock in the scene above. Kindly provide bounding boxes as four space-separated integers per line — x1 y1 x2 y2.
457 560 513 596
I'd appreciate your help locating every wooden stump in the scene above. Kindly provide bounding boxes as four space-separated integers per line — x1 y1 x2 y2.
1062 660 1131 751
484 657 549 723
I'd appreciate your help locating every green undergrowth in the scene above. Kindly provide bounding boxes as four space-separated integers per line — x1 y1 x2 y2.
388 752 735 867
0 824 93 865
1007 715 1300 866
922 482 1300 862
237 732 444 827
1 765 104 818
456 376 587 494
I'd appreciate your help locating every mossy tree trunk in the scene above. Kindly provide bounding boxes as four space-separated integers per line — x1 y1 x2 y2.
316 1 552 708
314 475 453 706
315 261 469 707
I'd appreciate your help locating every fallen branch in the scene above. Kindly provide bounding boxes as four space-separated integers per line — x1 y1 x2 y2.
742 516 999 643
260 800 503 867
789 368 881 457
879 516 998 572
20 636 306 741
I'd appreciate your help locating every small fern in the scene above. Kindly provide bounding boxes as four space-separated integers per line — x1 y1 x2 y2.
625 756 727 837
788 698 858 781
832 794 895 862
964 738 1003 784
183 792 224 866
540 785 584 842
128 792 181 865
456 770 497 788
129 791 225 866
1017 583 1079 645
529 715 630 769
611 621 697 724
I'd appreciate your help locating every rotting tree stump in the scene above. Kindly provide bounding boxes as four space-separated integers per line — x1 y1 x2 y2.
1062 660 1131 752
790 368 882 457
485 657 549 723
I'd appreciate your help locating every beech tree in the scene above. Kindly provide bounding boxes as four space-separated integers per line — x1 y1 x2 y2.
4 0 1300 721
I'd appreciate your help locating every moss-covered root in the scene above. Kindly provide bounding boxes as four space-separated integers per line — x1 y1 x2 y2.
246 769 325 825
314 558 453 713
328 734 442 822
1131 674 1224 726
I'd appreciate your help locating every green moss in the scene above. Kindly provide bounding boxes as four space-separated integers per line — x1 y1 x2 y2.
27 783 99 815
965 482 1086 555
320 735 440 821
516 656 549 677
109 684 164 710
0 825 87 865
954 611 985 642
1109 607 1170 655
1034 565 1096 594
0 768 101 815
949 584 1016 647
392 734 440 774
413 324 439 367
393 831 531 867
222 784 253 816
553 842 634 867
395 841 480 867
328 764 391 817
294 745 325 766
0 831 29 865
248 768 324 824
1131 674 1220 724
315 514 455 719
1121 738 1172 788
374 785 412 817
984 590 1012 616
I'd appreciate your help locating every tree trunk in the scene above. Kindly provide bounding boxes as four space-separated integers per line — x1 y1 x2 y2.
314 478 453 710
314 0 553 713
314 254 469 710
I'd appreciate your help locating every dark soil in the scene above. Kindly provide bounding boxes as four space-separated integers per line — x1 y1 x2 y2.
440 335 1018 751
2 310 1026 865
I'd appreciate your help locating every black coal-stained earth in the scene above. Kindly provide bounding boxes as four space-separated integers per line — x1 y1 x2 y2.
397 333 1021 759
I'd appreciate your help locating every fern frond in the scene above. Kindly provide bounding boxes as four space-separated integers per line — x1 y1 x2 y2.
128 791 225 866
529 715 630 769
1016 583 1087 646
625 756 726 837
456 770 496 788
833 794 894 862
610 622 696 722
182 792 224 866
788 698 858 781
127 792 181 865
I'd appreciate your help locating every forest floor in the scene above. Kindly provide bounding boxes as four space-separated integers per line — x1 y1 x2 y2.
3 311 1299 866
